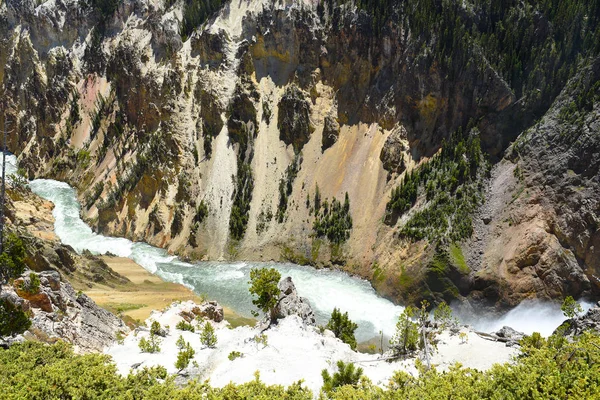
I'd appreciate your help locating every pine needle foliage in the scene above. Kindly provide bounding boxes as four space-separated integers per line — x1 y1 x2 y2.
326 308 358 350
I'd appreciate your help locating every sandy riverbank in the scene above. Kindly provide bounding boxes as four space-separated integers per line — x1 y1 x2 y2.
83 256 254 327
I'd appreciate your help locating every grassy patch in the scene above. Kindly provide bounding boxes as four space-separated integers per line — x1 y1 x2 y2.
102 302 147 314
449 243 469 274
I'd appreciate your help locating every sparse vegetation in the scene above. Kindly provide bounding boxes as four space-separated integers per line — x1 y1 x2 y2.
386 129 486 244
256 208 273 235
312 192 353 244
180 0 225 41
176 320 195 332
3 332 600 398
253 333 268 349
277 155 300 223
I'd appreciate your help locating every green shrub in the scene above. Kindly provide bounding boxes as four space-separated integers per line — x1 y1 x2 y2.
326 308 358 350
0 233 26 284
176 320 195 333
321 361 364 395
200 322 217 348
175 341 196 372
138 334 161 353
228 351 243 361
150 321 162 336
23 272 41 295
0 299 31 337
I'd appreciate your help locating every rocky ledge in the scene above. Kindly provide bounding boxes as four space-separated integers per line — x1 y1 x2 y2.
273 276 316 326
1 270 128 353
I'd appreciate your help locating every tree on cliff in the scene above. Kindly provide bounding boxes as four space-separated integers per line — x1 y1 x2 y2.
0 233 26 286
326 308 358 350
248 267 281 323
561 296 583 319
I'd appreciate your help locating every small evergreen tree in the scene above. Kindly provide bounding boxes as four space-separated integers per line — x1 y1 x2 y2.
0 299 31 338
0 233 26 285
138 333 161 353
248 267 281 322
433 301 455 329
561 296 583 319
200 321 217 348
176 335 186 350
321 360 364 395
326 308 358 350
175 341 195 373
390 306 419 356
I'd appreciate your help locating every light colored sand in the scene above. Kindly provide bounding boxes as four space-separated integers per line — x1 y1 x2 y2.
83 257 202 322
84 257 254 327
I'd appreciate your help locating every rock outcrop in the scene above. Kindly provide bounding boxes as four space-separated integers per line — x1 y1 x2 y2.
557 302 600 337
274 277 316 325
192 301 225 323
2 270 128 353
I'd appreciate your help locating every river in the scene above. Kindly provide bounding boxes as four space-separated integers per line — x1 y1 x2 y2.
4 154 580 339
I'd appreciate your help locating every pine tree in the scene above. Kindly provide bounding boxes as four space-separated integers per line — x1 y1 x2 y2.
326 308 358 350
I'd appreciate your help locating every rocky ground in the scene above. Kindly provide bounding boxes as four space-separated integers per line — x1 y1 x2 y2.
106 295 519 394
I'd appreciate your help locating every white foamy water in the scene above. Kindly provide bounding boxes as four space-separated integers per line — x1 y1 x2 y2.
14 151 583 339
467 300 593 337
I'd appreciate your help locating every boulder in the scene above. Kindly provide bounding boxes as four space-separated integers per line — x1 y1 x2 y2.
494 326 525 341
380 126 407 177
192 301 224 323
274 277 316 326
13 276 54 313
321 114 340 151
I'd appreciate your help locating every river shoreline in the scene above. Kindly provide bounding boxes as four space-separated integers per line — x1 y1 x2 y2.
81 256 255 327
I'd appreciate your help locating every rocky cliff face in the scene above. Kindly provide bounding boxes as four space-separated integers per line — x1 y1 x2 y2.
1 0 598 310
1 185 128 352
